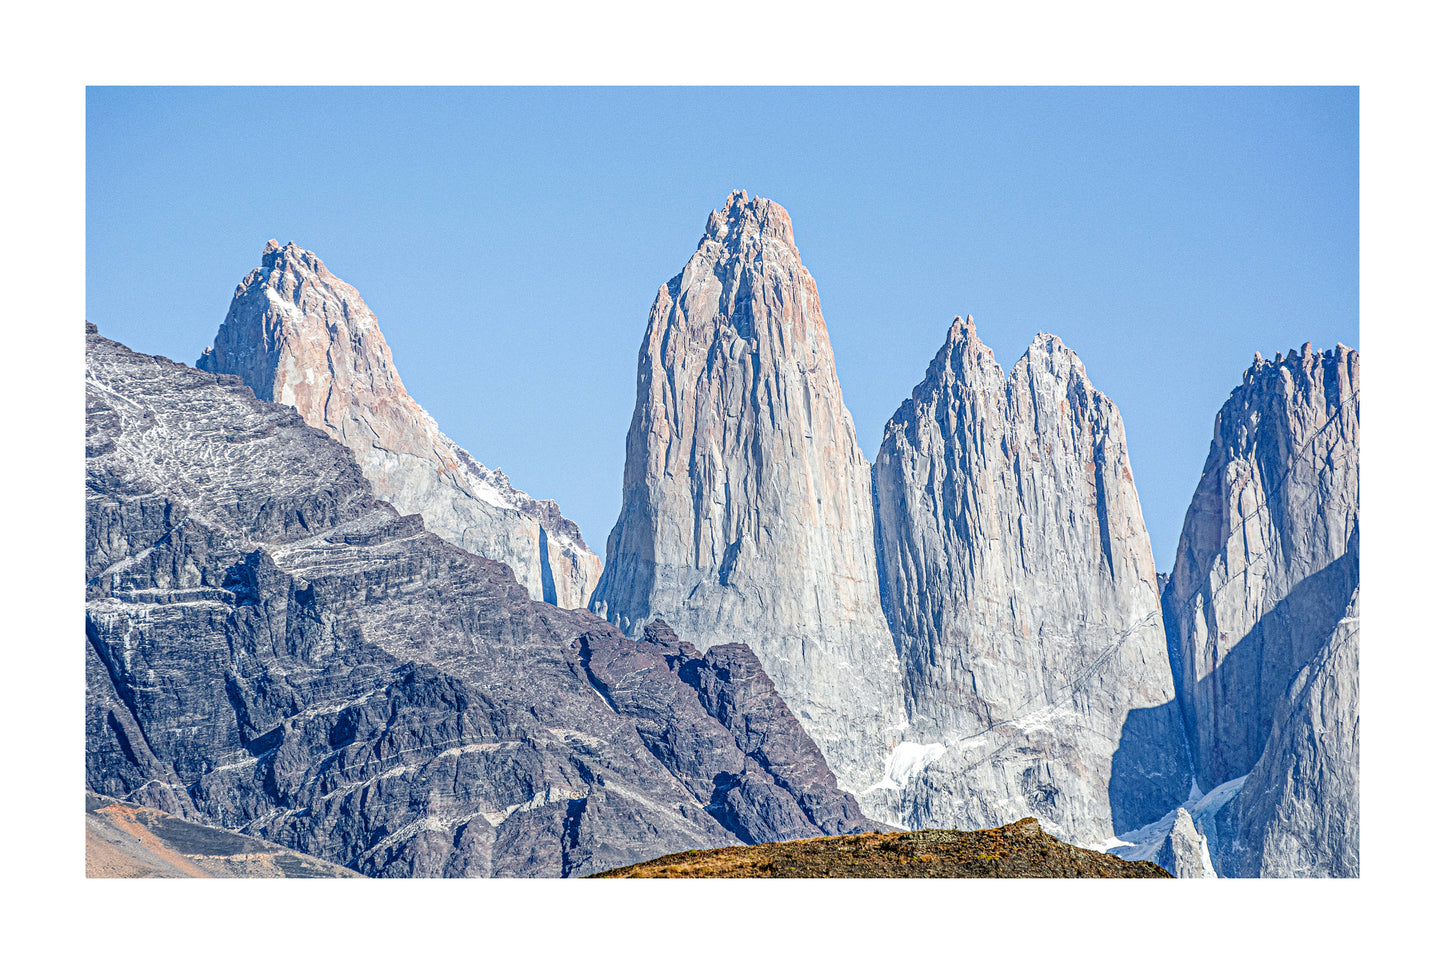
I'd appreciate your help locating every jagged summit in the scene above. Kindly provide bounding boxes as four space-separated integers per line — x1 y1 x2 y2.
254 238 330 281
197 240 602 608
872 314 1191 843
701 189 797 249
899 318 1099 433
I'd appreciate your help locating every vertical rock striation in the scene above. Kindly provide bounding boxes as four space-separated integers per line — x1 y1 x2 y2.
197 240 601 609
1163 344 1360 789
590 191 906 803
871 316 1191 843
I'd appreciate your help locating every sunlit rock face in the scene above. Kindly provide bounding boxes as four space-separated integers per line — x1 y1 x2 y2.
197 241 601 608
1156 808 1218 879
871 315 1190 843
591 191 907 804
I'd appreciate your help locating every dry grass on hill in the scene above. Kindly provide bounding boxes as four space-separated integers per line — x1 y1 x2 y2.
591 817 1171 879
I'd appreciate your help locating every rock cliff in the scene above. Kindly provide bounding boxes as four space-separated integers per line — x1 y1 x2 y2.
87 324 876 877
589 191 906 803
871 316 1191 843
1163 343 1359 788
197 241 601 609
1226 589 1359 877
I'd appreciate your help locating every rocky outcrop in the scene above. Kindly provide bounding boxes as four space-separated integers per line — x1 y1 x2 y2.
1154 808 1217 879
1163 343 1359 788
197 240 600 609
1226 590 1359 877
578 621 880 844
87 326 875 877
589 191 906 803
87 793 362 878
870 316 1191 843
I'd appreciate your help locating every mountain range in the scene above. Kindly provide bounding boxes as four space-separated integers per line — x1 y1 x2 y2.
85 190 1359 877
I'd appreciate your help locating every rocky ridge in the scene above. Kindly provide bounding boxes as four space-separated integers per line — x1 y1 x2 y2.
870 315 1191 843
589 191 906 805
197 241 601 609
87 324 876 877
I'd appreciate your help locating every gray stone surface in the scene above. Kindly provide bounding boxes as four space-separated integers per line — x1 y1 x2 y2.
1163 343 1359 789
87 792 363 878
197 241 601 609
589 191 907 805
1227 590 1359 878
86 325 876 877
1155 808 1217 878
870 316 1191 843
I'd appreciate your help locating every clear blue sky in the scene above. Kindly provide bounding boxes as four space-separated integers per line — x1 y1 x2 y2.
86 87 1357 570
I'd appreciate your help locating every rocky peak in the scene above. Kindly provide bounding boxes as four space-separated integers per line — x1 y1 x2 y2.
928 314 991 375
1155 808 1218 878
872 315 1191 843
591 192 906 808
1164 340 1359 789
197 241 602 609
701 189 797 250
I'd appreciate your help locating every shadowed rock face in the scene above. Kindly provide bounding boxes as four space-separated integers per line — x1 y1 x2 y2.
590 191 906 805
1226 590 1359 878
197 241 601 609
871 316 1191 843
1163 343 1359 788
87 325 875 877
1143 343 1360 878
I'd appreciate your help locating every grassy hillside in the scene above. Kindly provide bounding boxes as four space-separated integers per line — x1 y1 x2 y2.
591 817 1171 878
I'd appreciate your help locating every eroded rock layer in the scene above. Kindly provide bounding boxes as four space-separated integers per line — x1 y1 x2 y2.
871 316 1191 843
87 324 876 877
197 241 600 609
590 191 906 803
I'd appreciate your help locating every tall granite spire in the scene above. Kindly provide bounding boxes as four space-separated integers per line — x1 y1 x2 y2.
197 240 602 608
871 315 1192 843
1163 343 1360 789
1160 343 1360 877
590 191 907 801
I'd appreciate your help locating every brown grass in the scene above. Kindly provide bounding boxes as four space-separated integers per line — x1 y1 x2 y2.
590 818 1171 879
